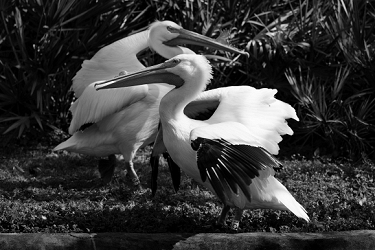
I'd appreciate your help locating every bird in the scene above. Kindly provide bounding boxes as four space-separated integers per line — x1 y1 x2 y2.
54 20 248 186
94 54 310 229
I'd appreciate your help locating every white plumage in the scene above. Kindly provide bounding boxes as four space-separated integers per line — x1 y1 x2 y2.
54 21 247 184
95 54 309 227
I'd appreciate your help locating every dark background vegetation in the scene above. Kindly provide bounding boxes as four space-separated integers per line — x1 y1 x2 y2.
0 0 375 233
1 0 374 159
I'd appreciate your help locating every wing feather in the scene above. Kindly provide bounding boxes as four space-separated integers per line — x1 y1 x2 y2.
68 81 147 134
190 121 262 146
192 137 282 204
68 30 151 134
189 86 299 154
72 30 149 97
184 89 220 119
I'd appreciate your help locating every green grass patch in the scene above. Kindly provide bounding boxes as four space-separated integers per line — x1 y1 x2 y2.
1 145 374 233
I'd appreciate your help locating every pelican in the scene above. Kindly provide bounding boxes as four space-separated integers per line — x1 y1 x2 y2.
95 54 310 228
54 21 247 185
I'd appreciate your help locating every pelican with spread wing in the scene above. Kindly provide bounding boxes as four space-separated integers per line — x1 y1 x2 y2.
95 54 309 228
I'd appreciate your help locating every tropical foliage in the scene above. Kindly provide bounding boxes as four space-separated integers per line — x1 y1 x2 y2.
0 0 150 142
1 0 374 159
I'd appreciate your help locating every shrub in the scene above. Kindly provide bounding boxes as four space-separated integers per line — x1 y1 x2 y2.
1 0 374 159
220 0 375 158
0 0 151 143
281 0 375 158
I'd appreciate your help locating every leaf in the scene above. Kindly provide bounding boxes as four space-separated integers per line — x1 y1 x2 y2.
57 0 78 19
216 29 231 45
14 7 24 44
2 116 30 136
32 113 44 130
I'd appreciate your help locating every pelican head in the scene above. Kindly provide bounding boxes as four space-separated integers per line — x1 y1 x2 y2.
95 54 212 91
148 21 249 59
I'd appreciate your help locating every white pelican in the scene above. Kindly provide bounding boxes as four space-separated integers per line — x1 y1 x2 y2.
95 54 310 228
54 21 247 185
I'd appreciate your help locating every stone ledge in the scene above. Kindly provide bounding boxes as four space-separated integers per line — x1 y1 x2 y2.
175 230 375 250
0 230 373 250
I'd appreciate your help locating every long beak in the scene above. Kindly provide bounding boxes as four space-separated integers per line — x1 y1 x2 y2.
95 61 183 90
164 28 249 57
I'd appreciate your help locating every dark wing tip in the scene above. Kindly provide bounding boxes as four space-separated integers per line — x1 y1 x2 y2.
191 137 203 151
192 137 282 203
191 137 209 182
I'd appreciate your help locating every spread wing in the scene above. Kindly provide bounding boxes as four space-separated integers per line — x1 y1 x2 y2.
191 137 282 204
187 86 297 205
184 89 220 120
190 86 299 154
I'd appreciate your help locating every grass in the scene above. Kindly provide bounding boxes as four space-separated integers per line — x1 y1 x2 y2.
0 142 374 233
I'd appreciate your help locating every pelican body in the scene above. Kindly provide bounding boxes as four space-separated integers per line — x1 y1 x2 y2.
95 54 309 228
54 21 247 184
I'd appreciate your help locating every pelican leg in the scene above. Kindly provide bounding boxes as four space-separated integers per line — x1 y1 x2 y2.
163 152 181 193
217 204 231 226
98 154 116 184
150 154 160 196
125 161 141 188
231 208 244 231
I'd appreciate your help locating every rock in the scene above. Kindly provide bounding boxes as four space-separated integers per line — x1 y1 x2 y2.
173 230 375 250
0 233 191 250
0 231 374 250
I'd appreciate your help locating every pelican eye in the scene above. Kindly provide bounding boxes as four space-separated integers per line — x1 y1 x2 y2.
172 58 180 64
167 26 179 33
163 58 180 68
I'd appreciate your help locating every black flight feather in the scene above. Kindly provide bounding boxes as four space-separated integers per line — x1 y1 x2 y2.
191 137 282 204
